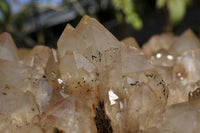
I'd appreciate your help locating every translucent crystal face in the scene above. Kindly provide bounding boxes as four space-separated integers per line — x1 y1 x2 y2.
1 15 200 133
0 33 18 61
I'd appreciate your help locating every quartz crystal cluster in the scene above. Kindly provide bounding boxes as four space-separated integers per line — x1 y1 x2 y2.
0 16 200 133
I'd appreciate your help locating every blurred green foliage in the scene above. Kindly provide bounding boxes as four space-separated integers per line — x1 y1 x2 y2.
0 0 35 47
112 0 192 30
0 0 11 32
112 0 143 30
0 0 195 36
0 0 10 20
0 0 32 31
157 0 192 23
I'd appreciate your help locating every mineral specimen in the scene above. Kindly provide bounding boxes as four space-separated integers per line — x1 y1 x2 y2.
0 15 200 133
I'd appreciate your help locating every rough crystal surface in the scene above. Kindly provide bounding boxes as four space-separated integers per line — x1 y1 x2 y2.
0 16 200 133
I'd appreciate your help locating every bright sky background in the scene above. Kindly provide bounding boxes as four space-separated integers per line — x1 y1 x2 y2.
7 0 63 13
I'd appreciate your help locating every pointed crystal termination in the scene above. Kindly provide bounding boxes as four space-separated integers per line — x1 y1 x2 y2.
121 37 140 49
169 29 200 56
173 48 200 85
57 24 85 59
142 33 177 57
40 95 97 133
76 15 121 52
121 45 153 74
1 16 200 133
0 32 18 61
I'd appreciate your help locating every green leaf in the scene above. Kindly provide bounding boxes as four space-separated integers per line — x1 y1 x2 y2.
0 0 10 22
125 13 142 30
112 0 123 9
0 0 9 14
123 0 133 14
156 0 167 9
185 0 192 5
112 0 143 30
167 0 186 23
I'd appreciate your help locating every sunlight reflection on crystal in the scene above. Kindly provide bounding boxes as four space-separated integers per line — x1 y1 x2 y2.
108 89 119 105
57 78 63 84
167 55 174 60
156 53 162 58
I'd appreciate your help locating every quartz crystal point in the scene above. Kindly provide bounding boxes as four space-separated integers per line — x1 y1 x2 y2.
25 45 51 76
142 33 177 57
121 37 140 49
169 29 200 56
173 48 200 85
1 16 200 133
0 32 18 61
40 96 97 133
76 15 121 53
124 70 168 131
